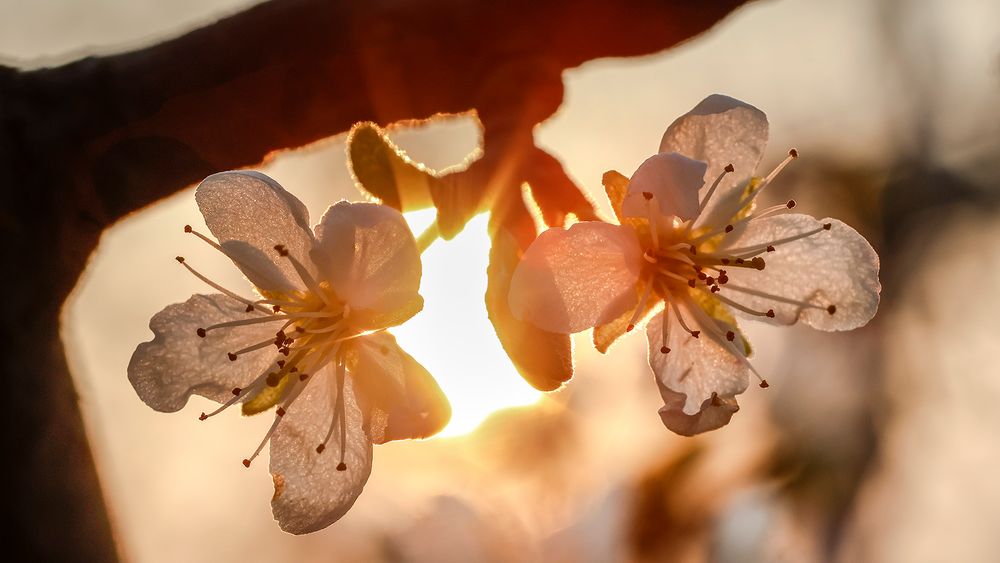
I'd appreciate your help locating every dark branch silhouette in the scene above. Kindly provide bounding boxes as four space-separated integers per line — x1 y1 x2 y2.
0 0 749 559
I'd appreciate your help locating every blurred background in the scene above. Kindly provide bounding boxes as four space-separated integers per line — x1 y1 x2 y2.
4 0 1000 560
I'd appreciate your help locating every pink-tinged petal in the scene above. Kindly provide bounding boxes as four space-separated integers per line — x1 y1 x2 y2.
657 386 739 437
645 308 750 418
196 171 315 294
269 366 373 534
659 95 769 227
718 215 881 330
622 152 707 221
509 222 643 333
345 332 451 444
128 294 280 412
311 201 422 329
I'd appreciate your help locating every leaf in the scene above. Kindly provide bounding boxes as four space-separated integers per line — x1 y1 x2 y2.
486 226 573 392
347 122 439 211
593 278 658 353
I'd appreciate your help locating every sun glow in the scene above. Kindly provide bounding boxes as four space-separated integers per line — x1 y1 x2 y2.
393 209 542 437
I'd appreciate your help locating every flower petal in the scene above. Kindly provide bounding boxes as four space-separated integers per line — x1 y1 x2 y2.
718 215 881 330
621 152 707 221
128 294 280 412
311 201 422 329
509 222 643 333
659 95 769 227
269 367 373 534
196 171 315 294
657 386 740 437
345 332 451 444
645 308 751 417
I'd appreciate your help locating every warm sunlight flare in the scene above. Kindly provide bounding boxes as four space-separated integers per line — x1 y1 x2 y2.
396 210 543 436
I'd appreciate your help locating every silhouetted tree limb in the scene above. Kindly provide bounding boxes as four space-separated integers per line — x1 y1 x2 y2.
0 0 749 559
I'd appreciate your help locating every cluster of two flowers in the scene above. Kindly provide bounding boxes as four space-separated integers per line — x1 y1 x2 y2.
128 95 880 533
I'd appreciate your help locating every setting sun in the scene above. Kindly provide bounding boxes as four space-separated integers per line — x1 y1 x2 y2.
395 210 542 437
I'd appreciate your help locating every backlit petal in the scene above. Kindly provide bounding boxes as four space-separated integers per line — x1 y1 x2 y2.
509 222 643 333
645 308 750 417
128 294 280 412
621 152 706 221
657 386 739 437
269 367 373 534
345 332 451 444
719 215 880 330
311 201 422 329
196 171 315 294
659 95 768 227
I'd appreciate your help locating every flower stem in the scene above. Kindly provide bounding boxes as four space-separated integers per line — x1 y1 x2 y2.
416 221 441 254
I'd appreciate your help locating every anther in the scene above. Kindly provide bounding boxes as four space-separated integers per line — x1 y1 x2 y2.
276 407 286 417
199 412 208 421
642 191 654 201
759 380 770 388
786 200 796 209
687 279 696 288
299 373 309 381
274 244 289 257
735 258 745 265
823 223 832 230
726 331 735 341
789 148 799 158
725 224 734 233
242 459 251 468
751 257 766 270
266 373 280 387
316 444 326 454
827 305 837 315
724 163 735 173
196 328 207 338
689 245 697 255
232 387 241 396
184 225 193 233
227 352 238 361
336 462 348 472
626 324 635 332
272 305 282 313
277 360 286 368
691 330 701 339
711 287 720 293
245 304 254 313
765 309 775 318
175 256 185 263
660 346 670 354
766 245 775 252
721 258 730 265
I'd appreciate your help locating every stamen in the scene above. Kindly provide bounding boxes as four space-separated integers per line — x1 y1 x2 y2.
198 314 286 336
229 337 279 358
176 257 260 311
274 244 334 307
697 163 735 215
724 225 828 259
758 148 798 191
681 294 769 388
723 283 831 313
626 278 655 332
712 292 775 318
243 381 305 468
199 369 271 421
668 298 700 338
644 196 661 252
660 303 671 354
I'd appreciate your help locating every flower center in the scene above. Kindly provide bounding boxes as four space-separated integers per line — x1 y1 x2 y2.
177 229 360 471
623 149 839 389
